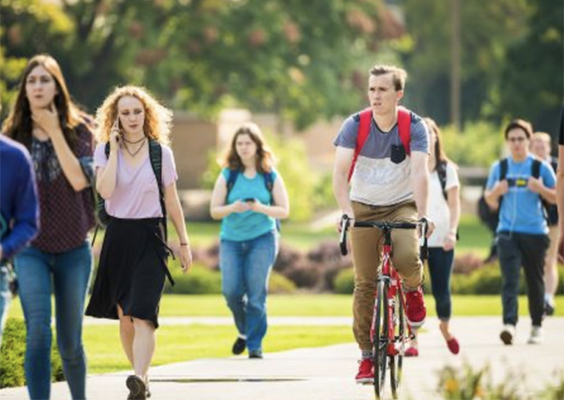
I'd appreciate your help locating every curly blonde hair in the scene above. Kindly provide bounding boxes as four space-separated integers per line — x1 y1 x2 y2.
223 122 274 173
95 86 172 145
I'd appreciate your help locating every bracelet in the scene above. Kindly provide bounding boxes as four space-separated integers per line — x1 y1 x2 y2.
180 242 190 246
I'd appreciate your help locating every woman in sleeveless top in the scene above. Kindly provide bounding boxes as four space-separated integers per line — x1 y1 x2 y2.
210 123 289 359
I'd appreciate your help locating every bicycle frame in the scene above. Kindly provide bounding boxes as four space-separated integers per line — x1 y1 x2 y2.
373 232 413 357
340 216 428 399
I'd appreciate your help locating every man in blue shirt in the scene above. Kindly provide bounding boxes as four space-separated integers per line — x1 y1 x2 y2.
485 119 556 346
0 134 39 347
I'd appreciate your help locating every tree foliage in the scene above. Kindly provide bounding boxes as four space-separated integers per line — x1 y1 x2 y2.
398 0 531 125
1 0 403 128
498 0 563 133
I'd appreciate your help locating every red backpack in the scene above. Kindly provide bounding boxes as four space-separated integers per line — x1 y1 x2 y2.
347 106 412 182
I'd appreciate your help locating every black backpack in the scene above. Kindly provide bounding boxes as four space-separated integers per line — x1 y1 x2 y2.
436 160 449 201
226 169 280 231
92 139 165 244
477 157 542 229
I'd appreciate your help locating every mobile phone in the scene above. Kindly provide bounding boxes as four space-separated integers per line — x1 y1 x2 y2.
244 198 256 202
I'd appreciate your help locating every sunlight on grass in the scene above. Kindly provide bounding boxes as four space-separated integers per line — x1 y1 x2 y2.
7 294 564 320
84 324 353 374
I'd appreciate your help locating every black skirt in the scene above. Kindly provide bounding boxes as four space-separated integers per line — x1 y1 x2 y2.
86 217 172 328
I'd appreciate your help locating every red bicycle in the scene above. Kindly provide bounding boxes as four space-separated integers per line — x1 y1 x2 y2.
340 216 428 399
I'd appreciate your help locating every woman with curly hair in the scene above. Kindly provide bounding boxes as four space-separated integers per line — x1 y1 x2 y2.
85 86 192 399
3 54 95 400
210 123 289 359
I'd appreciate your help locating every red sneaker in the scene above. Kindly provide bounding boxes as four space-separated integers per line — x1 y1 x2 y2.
355 358 374 384
405 287 426 328
446 337 460 354
404 346 419 357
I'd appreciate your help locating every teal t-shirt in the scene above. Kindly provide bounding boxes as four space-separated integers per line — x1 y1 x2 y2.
220 168 277 241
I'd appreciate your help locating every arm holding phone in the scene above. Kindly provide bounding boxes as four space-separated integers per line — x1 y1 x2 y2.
96 118 121 199
247 175 290 219
209 174 252 219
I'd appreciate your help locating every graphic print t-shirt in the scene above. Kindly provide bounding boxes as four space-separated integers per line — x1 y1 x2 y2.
333 110 429 206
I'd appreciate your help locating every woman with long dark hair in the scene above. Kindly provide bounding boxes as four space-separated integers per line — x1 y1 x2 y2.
210 123 289 359
3 54 95 400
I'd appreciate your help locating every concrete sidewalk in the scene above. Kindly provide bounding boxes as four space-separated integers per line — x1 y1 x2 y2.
1 317 563 400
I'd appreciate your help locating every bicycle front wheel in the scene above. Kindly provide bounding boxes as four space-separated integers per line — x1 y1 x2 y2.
390 286 406 399
373 279 389 399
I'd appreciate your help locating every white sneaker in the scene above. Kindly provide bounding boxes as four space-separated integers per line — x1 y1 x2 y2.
500 324 515 345
527 326 543 345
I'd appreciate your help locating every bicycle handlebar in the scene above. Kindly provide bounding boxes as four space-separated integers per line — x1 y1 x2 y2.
339 215 429 259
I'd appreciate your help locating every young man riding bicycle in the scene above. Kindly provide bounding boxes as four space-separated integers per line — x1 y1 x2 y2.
332 64 434 383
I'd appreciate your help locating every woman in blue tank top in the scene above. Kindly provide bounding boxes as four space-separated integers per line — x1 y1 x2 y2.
210 123 289 359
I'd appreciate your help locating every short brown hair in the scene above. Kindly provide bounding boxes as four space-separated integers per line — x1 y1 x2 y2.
369 65 407 91
504 119 533 140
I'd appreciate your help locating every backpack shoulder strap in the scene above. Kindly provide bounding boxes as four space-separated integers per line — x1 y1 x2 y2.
397 106 411 156
437 160 448 201
148 139 165 219
104 142 110 158
499 158 508 181
348 108 372 182
263 171 275 204
532 158 541 179
225 169 239 200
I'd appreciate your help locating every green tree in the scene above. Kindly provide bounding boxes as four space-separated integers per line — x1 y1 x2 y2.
499 0 563 134
1 0 405 129
398 0 531 125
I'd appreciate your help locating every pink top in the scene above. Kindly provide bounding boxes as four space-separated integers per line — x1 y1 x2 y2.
94 143 177 219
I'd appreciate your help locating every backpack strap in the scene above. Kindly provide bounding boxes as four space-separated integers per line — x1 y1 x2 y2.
348 107 411 182
531 158 541 179
225 169 240 200
499 158 508 181
148 140 166 235
497 157 509 211
348 108 372 182
263 171 275 204
397 106 411 156
436 160 448 201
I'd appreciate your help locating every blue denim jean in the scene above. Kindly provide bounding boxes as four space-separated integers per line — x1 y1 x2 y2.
220 231 278 352
427 248 455 321
14 242 92 400
0 265 10 347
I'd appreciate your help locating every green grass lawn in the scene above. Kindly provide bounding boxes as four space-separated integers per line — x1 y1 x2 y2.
83 324 353 374
7 293 563 374
8 294 564 320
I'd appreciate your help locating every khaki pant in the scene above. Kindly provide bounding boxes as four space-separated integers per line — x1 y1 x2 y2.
351 200 423 351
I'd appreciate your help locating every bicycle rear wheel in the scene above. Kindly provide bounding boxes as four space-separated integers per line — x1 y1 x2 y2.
373 280 389 399
390 288 406 399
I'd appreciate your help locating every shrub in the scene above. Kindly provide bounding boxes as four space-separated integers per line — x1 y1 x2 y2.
441 120 505 168
0 318 64 388
334 267 355 294
273 243 304 274
437 361 564 400
284 260 322 288
452 253 484 275
268 271 297 294
165 262 222 295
